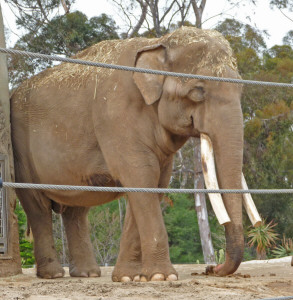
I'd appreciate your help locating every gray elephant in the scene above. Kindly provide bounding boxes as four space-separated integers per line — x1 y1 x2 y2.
11 27 246 281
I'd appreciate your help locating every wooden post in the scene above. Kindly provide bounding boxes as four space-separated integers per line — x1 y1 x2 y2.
193 138 216 264
0 3 22 276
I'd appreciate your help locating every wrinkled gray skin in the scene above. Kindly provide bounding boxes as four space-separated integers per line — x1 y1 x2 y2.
11 27 244 281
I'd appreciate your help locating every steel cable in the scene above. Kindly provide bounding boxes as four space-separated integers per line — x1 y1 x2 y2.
1 47 293 87
1 181 293 194
257 297 293 300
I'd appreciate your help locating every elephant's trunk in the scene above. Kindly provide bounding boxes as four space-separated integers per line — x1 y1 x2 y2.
208 112 244 275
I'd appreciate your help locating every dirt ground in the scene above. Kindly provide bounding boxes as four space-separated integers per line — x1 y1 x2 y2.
0 257 292 300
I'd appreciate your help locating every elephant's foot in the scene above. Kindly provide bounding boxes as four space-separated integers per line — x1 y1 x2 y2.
112 261 142 282
36 258 65 279
113 262 178 282
69 262 101 277
141 273 178 281
140 262 178 282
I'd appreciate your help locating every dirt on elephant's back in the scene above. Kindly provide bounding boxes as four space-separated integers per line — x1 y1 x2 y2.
0 257 292 300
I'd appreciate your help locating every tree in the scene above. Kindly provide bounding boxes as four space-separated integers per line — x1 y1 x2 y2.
9 11 119 87
4 0 75 32
88 202 122 266
111 0 205 38
270 0 293 10
193 139 215 264
163 193 203 263
15 201 35 267
283 30 293 46
191 0 206 28
215 18 267 75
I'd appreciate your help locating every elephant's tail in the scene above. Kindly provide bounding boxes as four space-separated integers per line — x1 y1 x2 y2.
26 221 33 242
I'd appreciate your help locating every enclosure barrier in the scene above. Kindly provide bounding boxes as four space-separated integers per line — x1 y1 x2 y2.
258 297 293 300
0 47 293 195
0 156 7 254
0 180 293 194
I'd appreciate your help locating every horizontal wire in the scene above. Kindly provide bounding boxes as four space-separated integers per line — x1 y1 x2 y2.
2 182 293 194
1 47 293 87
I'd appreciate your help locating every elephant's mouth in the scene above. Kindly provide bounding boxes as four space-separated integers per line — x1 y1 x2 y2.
200 134 261 227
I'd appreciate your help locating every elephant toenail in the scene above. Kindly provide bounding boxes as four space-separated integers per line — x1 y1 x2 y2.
151 274 165 281
121 276 132 282
166 274 178 281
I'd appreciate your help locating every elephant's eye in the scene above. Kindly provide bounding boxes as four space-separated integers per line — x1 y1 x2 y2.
188 86 205 102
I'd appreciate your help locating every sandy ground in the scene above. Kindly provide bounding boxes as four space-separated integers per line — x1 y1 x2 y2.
0 257 292 300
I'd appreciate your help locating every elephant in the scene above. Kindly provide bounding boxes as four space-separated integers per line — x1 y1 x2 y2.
11 26 246 281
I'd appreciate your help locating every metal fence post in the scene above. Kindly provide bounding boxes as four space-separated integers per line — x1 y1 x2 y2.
0 3 22 276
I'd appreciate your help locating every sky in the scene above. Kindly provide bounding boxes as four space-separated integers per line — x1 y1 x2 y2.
1 0 293 48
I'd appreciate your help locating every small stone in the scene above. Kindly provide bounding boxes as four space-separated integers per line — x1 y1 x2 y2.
169 282 182 288
190 280 200 285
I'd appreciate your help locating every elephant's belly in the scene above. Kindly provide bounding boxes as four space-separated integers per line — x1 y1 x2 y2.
44 189 124 207
28 132 123 206
36 163 123 207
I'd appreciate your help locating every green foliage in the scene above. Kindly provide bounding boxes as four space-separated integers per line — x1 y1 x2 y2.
8 0 74 31
243 99 293 238
270 0 293 10
9 11 119 86
88 200 123 266
216 18 268 76
246 219 279 259
283 30 293 47
17 11 119 56
215 249 225 264
15 200 35 267
272 235 293 258
209 217 225 251
164 193 203 263
216 18 267 53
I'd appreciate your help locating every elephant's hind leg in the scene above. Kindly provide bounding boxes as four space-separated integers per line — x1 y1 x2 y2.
61 206 101 277
17 190 64 278
112 203 142 282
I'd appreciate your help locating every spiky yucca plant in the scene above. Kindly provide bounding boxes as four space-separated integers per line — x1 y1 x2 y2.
247 219 279 260
272 235 293 258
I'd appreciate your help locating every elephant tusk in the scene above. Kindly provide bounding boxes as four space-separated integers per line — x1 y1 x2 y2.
241 173 262 227
200 133 231 225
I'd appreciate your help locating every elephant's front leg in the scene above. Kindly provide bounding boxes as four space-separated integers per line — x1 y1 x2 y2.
62 206 101 277
112 203 142 282
128 191 177 282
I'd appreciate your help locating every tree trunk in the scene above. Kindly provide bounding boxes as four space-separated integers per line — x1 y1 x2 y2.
60 0 70 14
59 214 66 265
129 1 148 38
0 4 22 277
191 0 206 28
193 138 215 264
118 198 124 232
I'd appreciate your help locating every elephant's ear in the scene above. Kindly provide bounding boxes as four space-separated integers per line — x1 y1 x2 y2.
133 44 167 105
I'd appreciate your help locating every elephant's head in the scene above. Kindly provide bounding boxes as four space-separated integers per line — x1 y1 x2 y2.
133 27 249 275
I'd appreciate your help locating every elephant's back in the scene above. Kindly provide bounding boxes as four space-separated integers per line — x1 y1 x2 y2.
11 37 157 106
